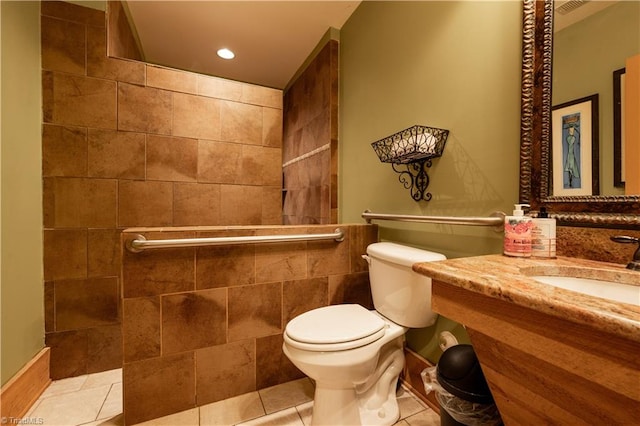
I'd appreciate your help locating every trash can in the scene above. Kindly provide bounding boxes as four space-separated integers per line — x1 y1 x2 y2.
422 344 502 426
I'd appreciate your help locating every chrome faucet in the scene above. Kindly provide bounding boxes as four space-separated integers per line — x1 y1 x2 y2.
611 236 640 271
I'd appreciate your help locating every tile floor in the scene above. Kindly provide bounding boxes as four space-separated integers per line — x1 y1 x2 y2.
25 369 440 426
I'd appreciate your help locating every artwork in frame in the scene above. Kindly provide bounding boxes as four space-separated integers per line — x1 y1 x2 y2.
613 67 626 188
551 94 600 197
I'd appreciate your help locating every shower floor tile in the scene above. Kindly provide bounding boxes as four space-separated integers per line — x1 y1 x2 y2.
24 369 439 426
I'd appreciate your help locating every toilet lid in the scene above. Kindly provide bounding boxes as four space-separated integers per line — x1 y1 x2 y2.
285 304 386 345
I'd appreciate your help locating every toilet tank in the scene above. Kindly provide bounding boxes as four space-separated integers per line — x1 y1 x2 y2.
366 242 446 328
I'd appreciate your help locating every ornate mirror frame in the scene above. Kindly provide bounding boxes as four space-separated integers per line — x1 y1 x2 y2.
519 0 640 227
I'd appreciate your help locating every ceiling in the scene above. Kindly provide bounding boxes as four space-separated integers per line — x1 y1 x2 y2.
80 1 617 89
122 1 361 89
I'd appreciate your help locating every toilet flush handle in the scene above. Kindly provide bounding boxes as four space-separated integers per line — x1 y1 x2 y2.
361 254 371 265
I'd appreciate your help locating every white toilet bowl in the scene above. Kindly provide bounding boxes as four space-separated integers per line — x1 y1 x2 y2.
283 305 407 426
282 242 446 426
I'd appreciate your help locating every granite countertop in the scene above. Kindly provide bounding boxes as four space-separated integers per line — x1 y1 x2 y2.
413 254 640 343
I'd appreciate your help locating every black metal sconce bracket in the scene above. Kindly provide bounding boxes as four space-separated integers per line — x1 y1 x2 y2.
391 159 434 202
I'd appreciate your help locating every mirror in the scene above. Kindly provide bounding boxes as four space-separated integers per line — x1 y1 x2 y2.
519 0 640 227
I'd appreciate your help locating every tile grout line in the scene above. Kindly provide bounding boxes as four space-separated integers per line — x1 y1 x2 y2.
294 401 310 426
93 382 115 424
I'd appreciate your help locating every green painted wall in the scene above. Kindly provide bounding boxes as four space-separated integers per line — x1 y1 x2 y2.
553 1 640 196
339 1 523 362
1 1 44 386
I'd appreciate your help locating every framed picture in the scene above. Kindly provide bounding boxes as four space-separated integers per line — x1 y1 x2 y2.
551 94 599 197
613 68 626 188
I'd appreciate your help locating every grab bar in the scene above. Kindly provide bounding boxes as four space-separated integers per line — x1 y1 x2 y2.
362 210 505 230
125 228 344 253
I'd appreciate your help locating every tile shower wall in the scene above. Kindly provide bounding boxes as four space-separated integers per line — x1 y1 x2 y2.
282 40 339 225
120 224 377 425
41 1 283 379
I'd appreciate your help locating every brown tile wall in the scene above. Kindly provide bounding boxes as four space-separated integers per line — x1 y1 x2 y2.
120 224 378 425
41 1 283 379
283 40 339 225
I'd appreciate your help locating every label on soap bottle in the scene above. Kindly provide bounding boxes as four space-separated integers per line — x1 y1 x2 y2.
531 218 556 258
504 218 533 257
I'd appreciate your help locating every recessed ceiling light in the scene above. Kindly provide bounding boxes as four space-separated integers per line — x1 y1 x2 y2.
217 48 235 60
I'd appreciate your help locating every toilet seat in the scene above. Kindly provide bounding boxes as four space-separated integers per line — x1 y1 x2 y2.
284 304 387 352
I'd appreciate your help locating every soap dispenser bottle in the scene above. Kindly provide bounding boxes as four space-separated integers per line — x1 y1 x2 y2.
531 207 556 258
504 204 532 257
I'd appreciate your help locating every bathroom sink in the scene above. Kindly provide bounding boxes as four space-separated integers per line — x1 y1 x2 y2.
531 275 640 306
518 264 640 307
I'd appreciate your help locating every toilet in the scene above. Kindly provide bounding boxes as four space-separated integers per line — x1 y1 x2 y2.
282 242 446 426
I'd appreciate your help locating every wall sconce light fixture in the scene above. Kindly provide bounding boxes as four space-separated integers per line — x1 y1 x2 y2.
371 125 449 201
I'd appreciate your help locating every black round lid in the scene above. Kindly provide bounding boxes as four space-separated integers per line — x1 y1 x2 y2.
437 344 494 404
